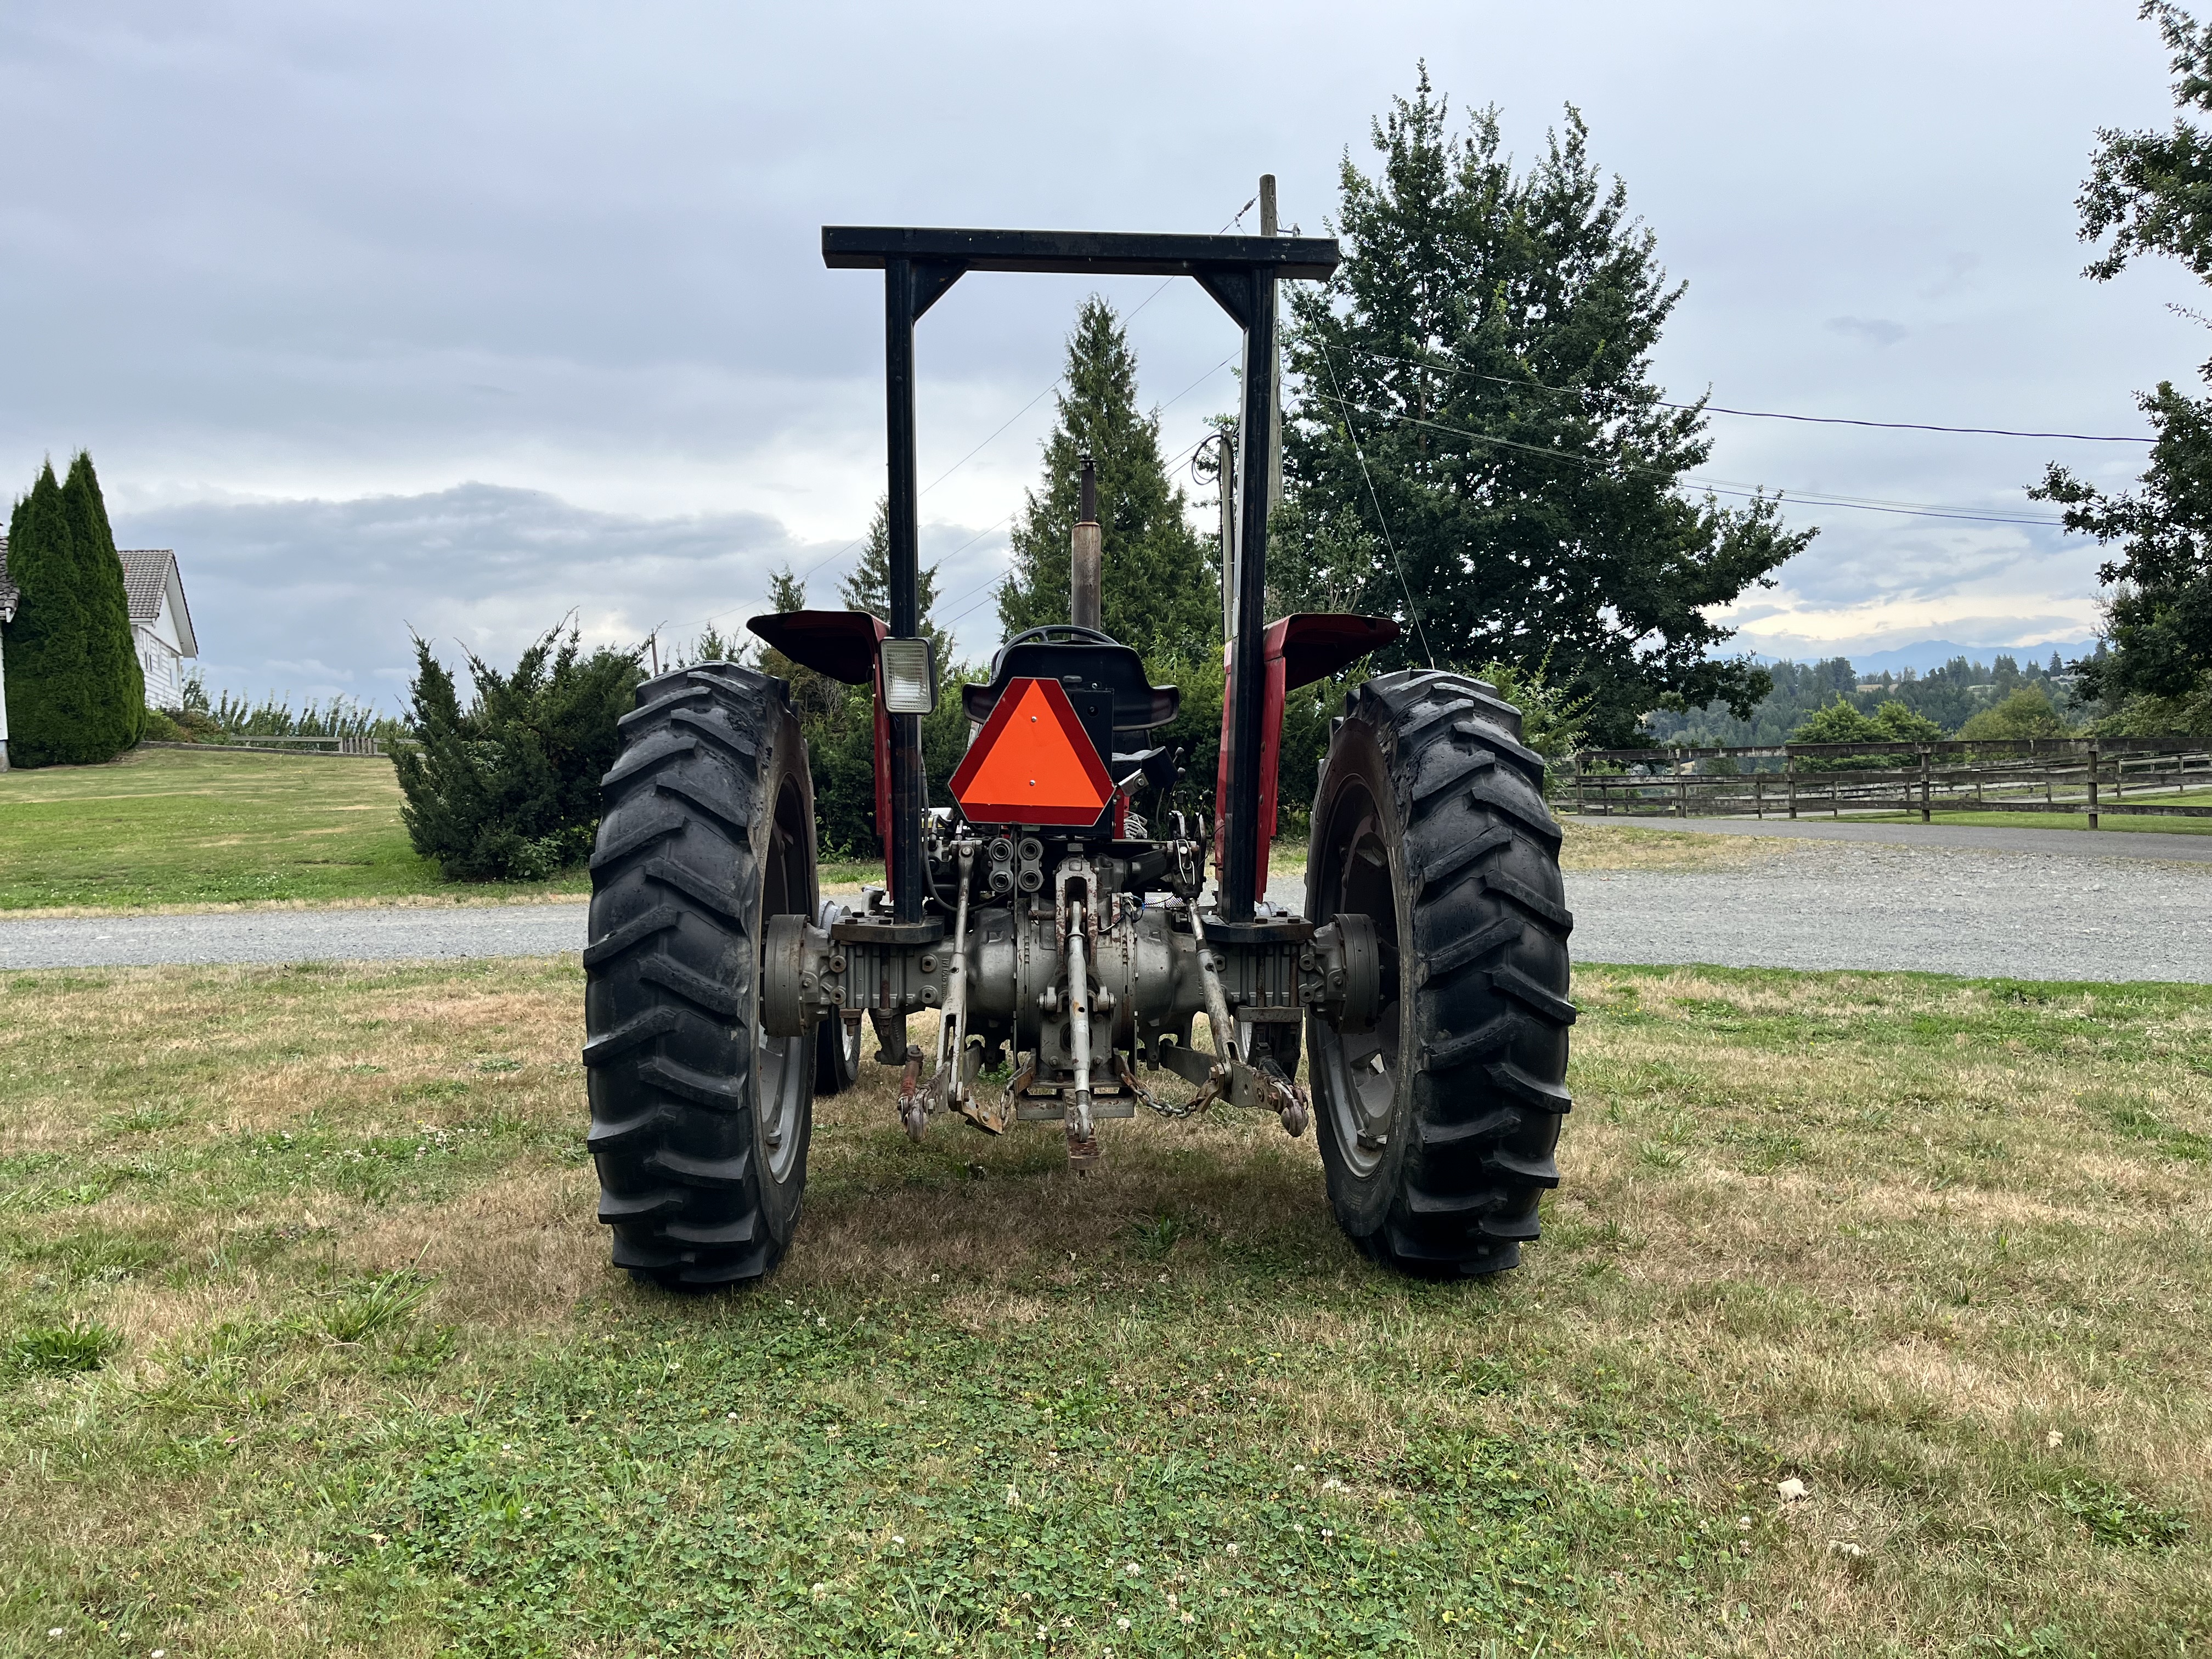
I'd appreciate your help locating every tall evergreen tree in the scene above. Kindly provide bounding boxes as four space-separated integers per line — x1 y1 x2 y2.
60 452 144 748
997 298 1218 665
1280 71 1812 747
842 497 953 670
2 462 108 766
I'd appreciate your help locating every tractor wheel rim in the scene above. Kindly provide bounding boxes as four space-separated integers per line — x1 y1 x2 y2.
758 773 810 1183
1318 788 1402 1179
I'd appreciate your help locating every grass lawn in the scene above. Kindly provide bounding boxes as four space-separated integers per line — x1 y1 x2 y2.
1 959 2206 1654
1850 806 2212 837
0 747 907 914
0 747 585 912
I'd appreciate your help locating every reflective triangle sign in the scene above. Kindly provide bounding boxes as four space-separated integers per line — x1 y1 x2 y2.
949 676 1114 827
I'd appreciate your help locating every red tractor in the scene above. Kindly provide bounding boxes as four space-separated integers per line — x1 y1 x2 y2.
581 223 1573 1286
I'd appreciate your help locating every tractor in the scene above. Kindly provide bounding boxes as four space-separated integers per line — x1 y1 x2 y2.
581 222 1574 1286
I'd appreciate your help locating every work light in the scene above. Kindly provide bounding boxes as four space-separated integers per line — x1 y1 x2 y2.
878 637 936 714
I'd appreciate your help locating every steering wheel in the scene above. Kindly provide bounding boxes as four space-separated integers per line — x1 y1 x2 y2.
1001 624 1116 649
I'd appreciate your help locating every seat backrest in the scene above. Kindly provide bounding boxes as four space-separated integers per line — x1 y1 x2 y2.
962 640 1181 733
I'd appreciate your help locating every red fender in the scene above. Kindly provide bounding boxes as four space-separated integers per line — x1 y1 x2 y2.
1214 612 1401 904
747 608 896 898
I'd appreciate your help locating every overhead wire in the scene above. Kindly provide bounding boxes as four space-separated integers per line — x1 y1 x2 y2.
1308 342 2071 528
1342 343 2154 443
1313 346 1437 668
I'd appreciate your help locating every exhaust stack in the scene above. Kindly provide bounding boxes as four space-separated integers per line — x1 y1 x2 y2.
1071 453 1102 631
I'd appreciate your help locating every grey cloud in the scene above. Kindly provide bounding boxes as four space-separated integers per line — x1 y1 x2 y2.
112 483 1015 708
1824 316 1910 348
113 484 811 707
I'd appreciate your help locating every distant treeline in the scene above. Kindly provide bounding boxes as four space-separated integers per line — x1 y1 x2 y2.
1642 652 2086 746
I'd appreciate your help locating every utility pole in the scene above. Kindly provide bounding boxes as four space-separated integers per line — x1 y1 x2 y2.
1259 174 1283 528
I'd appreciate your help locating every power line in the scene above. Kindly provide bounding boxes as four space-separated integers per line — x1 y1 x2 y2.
1314 348 1436 667
1342 344 2152 443
936 414 1242 634
1331 399 2070 529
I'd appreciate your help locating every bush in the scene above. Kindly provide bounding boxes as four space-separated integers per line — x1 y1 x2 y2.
2094 672 2212 739
393 624 642 882
139 707 187 742
1959 685 2072 741
1790 696 1946 769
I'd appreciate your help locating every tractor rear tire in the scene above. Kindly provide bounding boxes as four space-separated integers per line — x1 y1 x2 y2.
1306 669 1575 1277
583 663 819 1289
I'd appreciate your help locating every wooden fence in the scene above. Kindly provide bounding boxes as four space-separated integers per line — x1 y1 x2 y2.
143 736 393 757
1562 737 2212 827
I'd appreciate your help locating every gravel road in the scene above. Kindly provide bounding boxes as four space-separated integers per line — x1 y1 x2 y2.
4 832 2208 982
1555 840 2212 983
0 902 588 970
1561 813 2212 864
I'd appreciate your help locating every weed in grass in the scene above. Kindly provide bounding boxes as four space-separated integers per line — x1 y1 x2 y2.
10 1319 119 1374
319 1271 432 1345
12 1227 172 1284
2053 1481 2192 1549
2090 1092 2212 1161
1129 1212 1192 1259
101 1103 187 1134
383 1323 458 1378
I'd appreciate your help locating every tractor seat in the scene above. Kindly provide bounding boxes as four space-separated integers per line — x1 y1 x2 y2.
962 625 1180 732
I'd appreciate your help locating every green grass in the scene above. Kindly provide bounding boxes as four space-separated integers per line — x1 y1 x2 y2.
0 747 589 911
1 958 2208 1654
1852 806 2212 836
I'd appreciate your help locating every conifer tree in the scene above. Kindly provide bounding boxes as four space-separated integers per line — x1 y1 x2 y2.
1281 70 1811 746
2 462 104 766
841 498 953 669
60 452 144 748
997 298 1218 665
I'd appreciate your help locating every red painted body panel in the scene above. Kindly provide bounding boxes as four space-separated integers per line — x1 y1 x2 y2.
1214 613 1401 905
748 608 898 896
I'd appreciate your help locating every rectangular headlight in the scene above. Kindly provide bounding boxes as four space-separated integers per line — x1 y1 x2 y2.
878 636 937 714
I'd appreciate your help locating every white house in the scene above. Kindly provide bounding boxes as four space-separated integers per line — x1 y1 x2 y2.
119 549 199 708
0 543 199 768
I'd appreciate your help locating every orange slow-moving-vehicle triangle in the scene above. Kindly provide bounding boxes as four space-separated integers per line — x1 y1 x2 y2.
949 676 1114 827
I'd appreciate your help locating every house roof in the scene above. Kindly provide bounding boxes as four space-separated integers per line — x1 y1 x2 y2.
0 540 196 653
117 550 197 658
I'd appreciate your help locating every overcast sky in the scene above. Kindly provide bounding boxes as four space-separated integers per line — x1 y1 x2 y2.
0 1 2200 707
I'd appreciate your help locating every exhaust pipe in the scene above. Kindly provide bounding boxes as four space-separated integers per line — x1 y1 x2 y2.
1071 453 1102 631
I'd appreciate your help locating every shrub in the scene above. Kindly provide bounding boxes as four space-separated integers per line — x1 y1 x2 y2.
393 623 642 881
1959 685 2073 741
1790 696 1946 769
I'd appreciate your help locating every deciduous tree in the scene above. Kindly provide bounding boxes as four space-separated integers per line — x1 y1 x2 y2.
2034 4 2212 718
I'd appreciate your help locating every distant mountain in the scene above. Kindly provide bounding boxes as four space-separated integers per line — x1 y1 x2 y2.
1750 638 2098 676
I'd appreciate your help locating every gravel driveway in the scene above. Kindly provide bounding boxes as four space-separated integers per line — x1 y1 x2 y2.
3 834 2209 982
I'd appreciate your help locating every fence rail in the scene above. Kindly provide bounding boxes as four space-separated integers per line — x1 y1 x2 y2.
143 736 395 757
1563 738 2212 827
